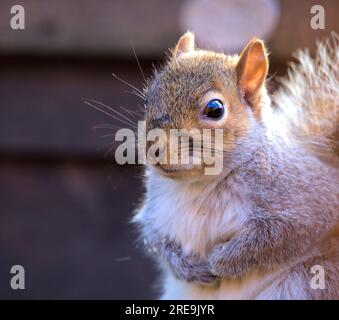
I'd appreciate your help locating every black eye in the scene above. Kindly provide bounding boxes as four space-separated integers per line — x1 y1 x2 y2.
204 99 224 119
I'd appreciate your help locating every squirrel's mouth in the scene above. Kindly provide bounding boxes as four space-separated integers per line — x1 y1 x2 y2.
154 163 204 178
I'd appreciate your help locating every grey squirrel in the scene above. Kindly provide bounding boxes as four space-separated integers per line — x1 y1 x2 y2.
133 32 339 299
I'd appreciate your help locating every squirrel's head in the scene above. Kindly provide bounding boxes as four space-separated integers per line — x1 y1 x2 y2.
144 31 269 179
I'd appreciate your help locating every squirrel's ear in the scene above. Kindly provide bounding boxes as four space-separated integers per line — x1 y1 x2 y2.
173 31 195 58
236 39 268 105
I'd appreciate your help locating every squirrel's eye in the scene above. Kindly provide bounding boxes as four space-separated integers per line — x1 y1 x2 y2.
204 99 224 119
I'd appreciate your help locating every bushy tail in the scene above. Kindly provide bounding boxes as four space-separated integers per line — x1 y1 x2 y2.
273 34 339 162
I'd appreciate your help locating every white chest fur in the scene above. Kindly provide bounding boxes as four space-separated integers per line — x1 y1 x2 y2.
136 169 249 257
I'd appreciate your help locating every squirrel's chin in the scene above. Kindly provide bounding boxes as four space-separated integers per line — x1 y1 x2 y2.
153 163 205 179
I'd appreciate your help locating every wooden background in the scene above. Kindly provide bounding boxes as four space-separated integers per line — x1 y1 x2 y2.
0 0 338 299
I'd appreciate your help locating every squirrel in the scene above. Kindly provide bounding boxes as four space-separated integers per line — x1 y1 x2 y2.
133 31 339 299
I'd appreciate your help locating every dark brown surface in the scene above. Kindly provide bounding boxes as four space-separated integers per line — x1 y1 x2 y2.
0 0 182 57
0 58 159 299
0 56 152 157
0 162 159 299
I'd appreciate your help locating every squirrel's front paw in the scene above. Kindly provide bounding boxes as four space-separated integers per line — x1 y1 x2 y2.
208 240 250 279
160 241 218 285
176 253 218 285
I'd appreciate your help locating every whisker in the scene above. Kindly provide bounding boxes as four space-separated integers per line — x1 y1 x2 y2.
132 89 145 100
117 106 142 120
132 40 147 83
85 98 137 127
127 108 144 118
92 124 124 134
112 73 144 97
87 99 138 127
93 123 119 130
101 132 137 140
137 103 146 112
125 89 145 101
83 99 137 129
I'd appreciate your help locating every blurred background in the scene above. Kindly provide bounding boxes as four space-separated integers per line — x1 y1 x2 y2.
0 0 338 299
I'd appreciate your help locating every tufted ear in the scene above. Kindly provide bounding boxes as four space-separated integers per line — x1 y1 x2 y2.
173 31 195 58
236 38 268 105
